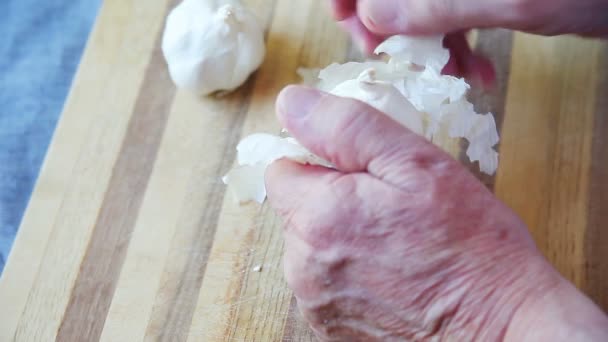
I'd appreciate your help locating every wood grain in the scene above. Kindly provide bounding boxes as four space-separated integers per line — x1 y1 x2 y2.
584 44 608 309
0 0 607 341
496 35 600 288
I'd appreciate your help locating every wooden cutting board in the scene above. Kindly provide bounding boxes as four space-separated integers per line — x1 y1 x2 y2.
1 0 607 341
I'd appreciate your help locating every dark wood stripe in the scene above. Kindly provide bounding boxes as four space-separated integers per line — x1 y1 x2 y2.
143 2 280 338
227 205 290 340
462 29 514 190
584 44 608 312
56 16 177 342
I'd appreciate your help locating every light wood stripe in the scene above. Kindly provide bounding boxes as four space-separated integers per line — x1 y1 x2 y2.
0 1 135 339
97 90 210 342
585 45 608 310
495 34 600 288
7 1 173 340
56 13 177 340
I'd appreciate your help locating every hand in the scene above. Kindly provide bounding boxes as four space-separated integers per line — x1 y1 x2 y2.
266 85 608 341
332 0 608 39
331 0 608 87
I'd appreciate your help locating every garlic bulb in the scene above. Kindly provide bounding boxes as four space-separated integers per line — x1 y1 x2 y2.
161 0 266 95
224 34 501 204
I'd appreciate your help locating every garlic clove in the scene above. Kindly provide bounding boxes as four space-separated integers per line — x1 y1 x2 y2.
330 69 425 136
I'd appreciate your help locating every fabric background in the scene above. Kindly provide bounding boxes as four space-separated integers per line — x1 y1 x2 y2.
0 0 101 272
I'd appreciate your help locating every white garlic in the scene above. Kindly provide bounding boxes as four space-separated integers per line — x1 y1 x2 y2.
329 69 425 136
374 35 449 71
161 0 266 95
222 134 332 203
224 34 501 204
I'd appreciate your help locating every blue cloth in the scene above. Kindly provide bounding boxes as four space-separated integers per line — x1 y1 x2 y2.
0 0 100 272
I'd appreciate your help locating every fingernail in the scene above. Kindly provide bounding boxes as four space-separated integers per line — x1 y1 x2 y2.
361 0 405 34
277 86 322 119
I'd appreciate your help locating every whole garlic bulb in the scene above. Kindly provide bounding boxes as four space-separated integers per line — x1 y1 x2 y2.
161 0 266 95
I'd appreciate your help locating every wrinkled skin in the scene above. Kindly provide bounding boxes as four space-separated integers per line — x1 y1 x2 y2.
266 86 608 341
332 0 608 87
264 1 608 339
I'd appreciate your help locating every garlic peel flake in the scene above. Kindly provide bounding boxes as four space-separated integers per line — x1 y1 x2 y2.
375 35 450 71
236 134 332 168
223 134 332 203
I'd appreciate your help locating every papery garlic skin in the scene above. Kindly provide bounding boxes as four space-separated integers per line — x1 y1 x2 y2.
330 70 425 136
162 0 266 95
236 133 332 168
223 134 332 203
375 35 449 71
222 164 267 204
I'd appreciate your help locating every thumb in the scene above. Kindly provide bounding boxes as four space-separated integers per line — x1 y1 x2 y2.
357 0 520 35
275 85 452 185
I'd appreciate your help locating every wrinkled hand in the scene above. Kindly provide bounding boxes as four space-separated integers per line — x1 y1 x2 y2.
265 86 608 341
331 0 608 87
265 85 541 340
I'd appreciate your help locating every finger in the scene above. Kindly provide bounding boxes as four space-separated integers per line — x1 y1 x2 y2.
357 0 520 35
464 53 497 89
339 16 385 55
266 159 358 248
265 159 338 222
275 85 447 183
443 32 496 88
441 54 461 77
330 0 356 20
